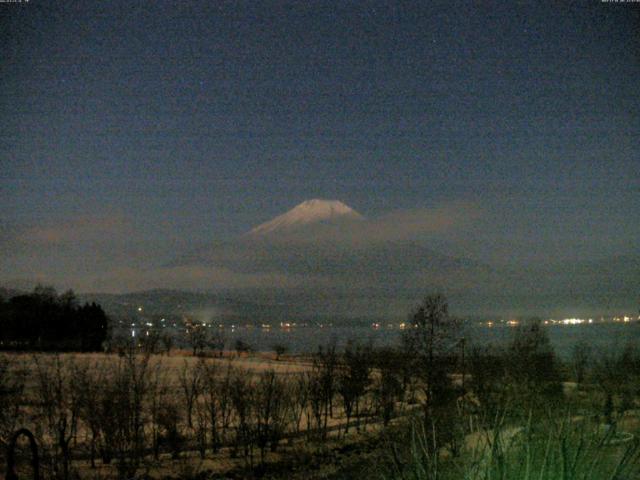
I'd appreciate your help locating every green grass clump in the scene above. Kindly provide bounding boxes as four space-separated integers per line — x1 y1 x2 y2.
383 413 640 480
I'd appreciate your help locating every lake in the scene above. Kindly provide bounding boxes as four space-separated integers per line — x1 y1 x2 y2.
211 321 640 358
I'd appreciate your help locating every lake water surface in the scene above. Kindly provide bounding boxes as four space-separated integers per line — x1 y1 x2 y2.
220 322 640 358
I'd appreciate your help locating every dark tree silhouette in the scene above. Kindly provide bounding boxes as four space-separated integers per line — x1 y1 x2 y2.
337 340 372 434
0 286 108 351
271 344 287 361
401 293 461 444
507 318 562 400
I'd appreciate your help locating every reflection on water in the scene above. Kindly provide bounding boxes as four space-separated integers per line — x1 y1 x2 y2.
120 319 640 357
214 322 640 357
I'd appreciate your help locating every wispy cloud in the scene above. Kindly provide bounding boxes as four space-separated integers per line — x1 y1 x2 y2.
260 201 484 246
354 201 483 243
76 265 335 294
25 214 132 245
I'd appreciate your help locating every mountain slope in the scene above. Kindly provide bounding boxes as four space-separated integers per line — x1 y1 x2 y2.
248 199 364 236
171 199 494 289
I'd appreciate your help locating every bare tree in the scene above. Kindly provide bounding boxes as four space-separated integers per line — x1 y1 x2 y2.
222 366 237 450
235 339 252 357
178 360 203 430
254 370 289 463
229 369 255 466
401 294 461 446
146 360 167 460
140 329 161 354
271 344 288 361
314 340 338 439
185 320 208 356
194 393 209 459
337 341 372 435
198 359 218 454
288 373 309 436
208 330 226 358
160 333 174 355
75 360 108 468
106 350 153 479
372 347 404 426
307 369 325 439
157 399 183 459
33 355 82 480
0 355 25 457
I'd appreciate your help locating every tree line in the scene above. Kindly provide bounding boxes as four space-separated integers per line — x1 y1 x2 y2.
0 286 108 352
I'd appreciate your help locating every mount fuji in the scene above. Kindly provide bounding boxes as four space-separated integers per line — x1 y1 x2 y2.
248 199 364 236
80 200 639 318
171 199 491 282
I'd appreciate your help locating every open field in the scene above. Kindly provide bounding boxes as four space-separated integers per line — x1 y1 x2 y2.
1 348 416 479
3 315 640 479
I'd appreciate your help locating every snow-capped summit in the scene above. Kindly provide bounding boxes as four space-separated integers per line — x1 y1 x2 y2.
248 199 364 235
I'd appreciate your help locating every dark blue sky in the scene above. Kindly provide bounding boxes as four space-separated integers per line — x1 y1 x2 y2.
1 1 639 291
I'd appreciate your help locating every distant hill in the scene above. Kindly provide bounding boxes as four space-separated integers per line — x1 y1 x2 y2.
5 201 636 320
172 199 493 280
161 200 640 319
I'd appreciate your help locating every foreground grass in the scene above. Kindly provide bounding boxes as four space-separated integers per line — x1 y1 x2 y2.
381 412 640 480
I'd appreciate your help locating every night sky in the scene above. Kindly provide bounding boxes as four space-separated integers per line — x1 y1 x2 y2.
1 1 639 297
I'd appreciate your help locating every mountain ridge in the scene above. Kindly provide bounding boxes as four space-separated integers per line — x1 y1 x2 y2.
248 199 364 236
